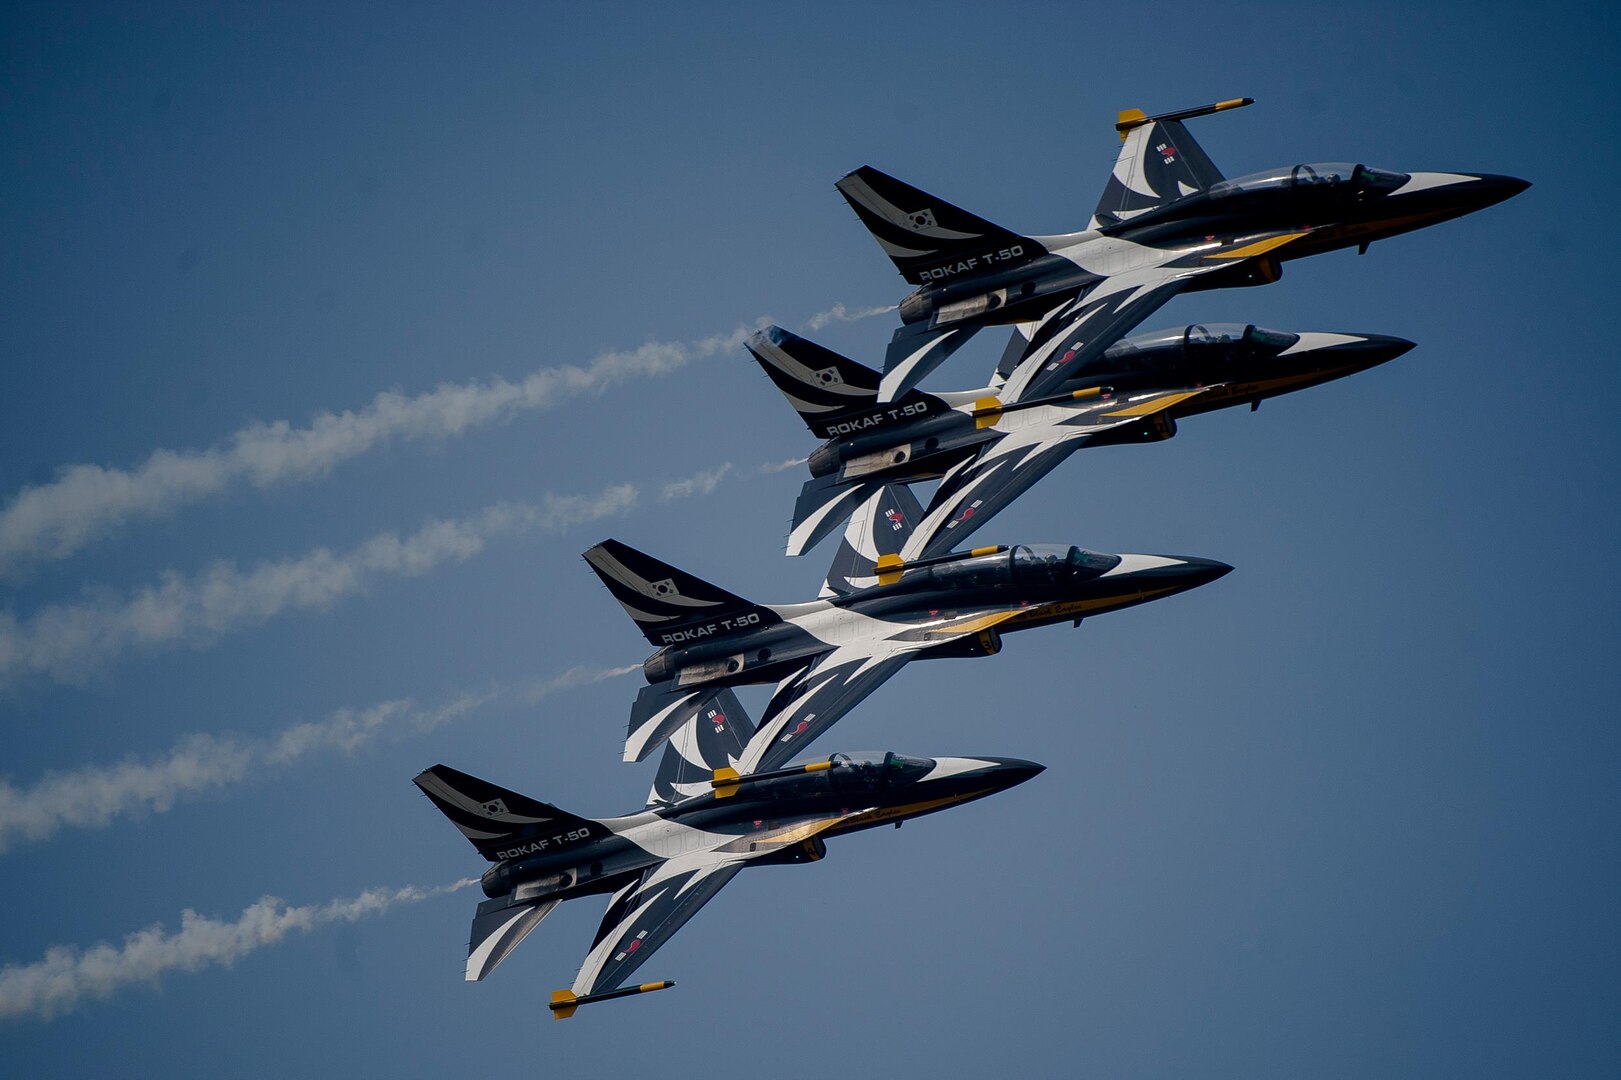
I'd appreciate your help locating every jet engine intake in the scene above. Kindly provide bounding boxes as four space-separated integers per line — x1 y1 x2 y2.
921 627 1003 660
751 835 828 865
1085 413 1178 447
1186 254 1283 291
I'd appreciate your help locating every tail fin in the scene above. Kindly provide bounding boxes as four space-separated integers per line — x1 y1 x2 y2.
748 326 955 439
822 484 924 597
413 764 608 863
836 166 1046 286
645 687 756 807
1092 98 1251 228
747 326 879 436
583 539 782 648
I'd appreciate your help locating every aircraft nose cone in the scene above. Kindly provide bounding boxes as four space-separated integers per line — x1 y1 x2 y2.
1357 333 1418 363
1175 557 1235 589
1102 554 1233 593
1401 171 1530 213
1474 173 1532 207
1320 332 1417 369
984 757 1046 788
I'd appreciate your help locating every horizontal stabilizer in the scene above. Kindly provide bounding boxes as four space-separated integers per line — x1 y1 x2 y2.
789 475 885 558
880 324 978 402
645 687 756 807
823 483 924 596
466 896 560 981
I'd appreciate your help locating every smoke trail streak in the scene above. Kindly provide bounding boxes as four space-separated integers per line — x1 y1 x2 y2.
659 462 732 501
800 302 896 332
0 879 478 1022
0 484 640 689
0 324 761 578
0 666 635 852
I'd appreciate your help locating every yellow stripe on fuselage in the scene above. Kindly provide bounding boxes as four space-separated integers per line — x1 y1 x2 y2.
1100 390 1205 418
1207 231 1307 260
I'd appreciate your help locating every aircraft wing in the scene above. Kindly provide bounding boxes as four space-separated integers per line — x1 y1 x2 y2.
901 387 1212 562
737 647 916 774
997 271 1194 403
737 605 1032 774
571 852 748 999
571 810 866 998
1001 228 1312 403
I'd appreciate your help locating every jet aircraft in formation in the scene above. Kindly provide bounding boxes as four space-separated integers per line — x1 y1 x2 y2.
750 320 1416 557
415 700 1040 1016
415 96 1527 1016
581 495 1229 776
837 97 1525 401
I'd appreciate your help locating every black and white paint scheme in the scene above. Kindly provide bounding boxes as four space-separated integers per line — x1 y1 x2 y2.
750 321 1415 559
836 97 1525 400
414 731 1042 1016
581 501 1230 776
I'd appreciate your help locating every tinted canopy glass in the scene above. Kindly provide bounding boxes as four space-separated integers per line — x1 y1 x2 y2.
1209 162 1410 198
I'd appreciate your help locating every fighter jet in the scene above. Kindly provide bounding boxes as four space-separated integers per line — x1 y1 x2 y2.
582 493 1230 773
836 96 1526 401
413 691 1043 1017
749 320 1415 557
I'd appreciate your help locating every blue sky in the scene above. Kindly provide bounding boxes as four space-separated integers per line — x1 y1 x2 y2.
2 3 1617 1076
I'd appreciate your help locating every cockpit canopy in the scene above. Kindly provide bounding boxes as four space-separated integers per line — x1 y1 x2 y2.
1093 323 1301 384
1009 544 1120 584
827 751 934 787
1209 162 1410 199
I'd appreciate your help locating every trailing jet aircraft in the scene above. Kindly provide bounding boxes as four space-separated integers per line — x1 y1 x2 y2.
749 321 1415 557
835 96 1526 401
582 493 1230 773
414 696 1042 1016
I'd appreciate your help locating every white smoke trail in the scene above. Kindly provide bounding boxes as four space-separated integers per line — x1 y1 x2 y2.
0 484 638 689
757 457 805 475
659 462 732 501
0 324 761 578
800 302 895 332
0 666 635 852
0 879 478 1022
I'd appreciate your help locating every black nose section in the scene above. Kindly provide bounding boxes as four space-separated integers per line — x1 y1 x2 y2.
1474 173 1532 208
1149 556 1234 590
983 757 1045 788
1320 333 1417 369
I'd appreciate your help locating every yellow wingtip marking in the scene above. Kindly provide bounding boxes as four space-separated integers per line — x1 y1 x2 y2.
876 552 905 585
972 396 1003 428
969 546 1000 558
1116 108 1148 139
549 990 578 1019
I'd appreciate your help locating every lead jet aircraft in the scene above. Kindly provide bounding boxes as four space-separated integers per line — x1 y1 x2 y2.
582 494 1229 773
749 320 1414 557
414 698 1042 1016
836 96 1526 401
